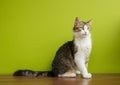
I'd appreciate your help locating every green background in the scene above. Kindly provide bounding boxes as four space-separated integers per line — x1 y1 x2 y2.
0 0 120 75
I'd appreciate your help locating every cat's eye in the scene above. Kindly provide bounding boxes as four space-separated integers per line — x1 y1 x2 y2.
76 27 83 31
79 28 83 31
74 27 83 32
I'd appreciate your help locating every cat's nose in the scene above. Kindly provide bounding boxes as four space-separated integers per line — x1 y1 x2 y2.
84 31 87 35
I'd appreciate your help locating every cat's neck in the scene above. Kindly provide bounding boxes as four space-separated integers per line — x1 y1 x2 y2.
74 34 91 42
74 34 92 48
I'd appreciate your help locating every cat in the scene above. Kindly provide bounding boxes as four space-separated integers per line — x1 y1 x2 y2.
13 17 92 78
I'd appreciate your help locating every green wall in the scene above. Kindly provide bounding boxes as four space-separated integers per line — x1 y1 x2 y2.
0 0 120 74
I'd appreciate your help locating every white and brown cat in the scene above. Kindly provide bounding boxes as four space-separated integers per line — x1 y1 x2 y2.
14 17 92 79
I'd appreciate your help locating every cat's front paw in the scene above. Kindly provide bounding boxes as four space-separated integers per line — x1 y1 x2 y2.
82 73 92 79
76 70 81 75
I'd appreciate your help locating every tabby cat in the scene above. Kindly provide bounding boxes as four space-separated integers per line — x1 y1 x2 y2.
14 17 92 78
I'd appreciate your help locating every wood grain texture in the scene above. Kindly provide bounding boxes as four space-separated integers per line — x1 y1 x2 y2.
0 74 120 85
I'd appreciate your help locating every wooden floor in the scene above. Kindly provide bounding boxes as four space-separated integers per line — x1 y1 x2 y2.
0 74 120 85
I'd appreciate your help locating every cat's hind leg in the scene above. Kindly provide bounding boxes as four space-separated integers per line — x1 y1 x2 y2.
58 70 76 78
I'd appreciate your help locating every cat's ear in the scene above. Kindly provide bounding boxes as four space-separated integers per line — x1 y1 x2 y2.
86 20 92 31
87 19 92 27
74 17 81 26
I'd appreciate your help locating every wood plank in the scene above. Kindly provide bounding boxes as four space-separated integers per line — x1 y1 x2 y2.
0 74 120 85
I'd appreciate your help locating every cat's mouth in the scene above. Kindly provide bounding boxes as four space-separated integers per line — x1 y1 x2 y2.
83 33 87 36
81 33 89 38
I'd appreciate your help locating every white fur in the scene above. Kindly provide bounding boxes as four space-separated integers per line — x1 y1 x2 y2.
74 25 92 78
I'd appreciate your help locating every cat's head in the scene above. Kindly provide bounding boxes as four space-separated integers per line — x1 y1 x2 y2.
73 17 92 38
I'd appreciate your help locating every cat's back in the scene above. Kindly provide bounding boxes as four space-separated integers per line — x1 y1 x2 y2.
55 41 74 57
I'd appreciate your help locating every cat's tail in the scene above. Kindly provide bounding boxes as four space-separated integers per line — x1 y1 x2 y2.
13 69 54 77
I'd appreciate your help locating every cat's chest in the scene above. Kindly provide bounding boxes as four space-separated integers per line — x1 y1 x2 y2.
74 38 92 55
